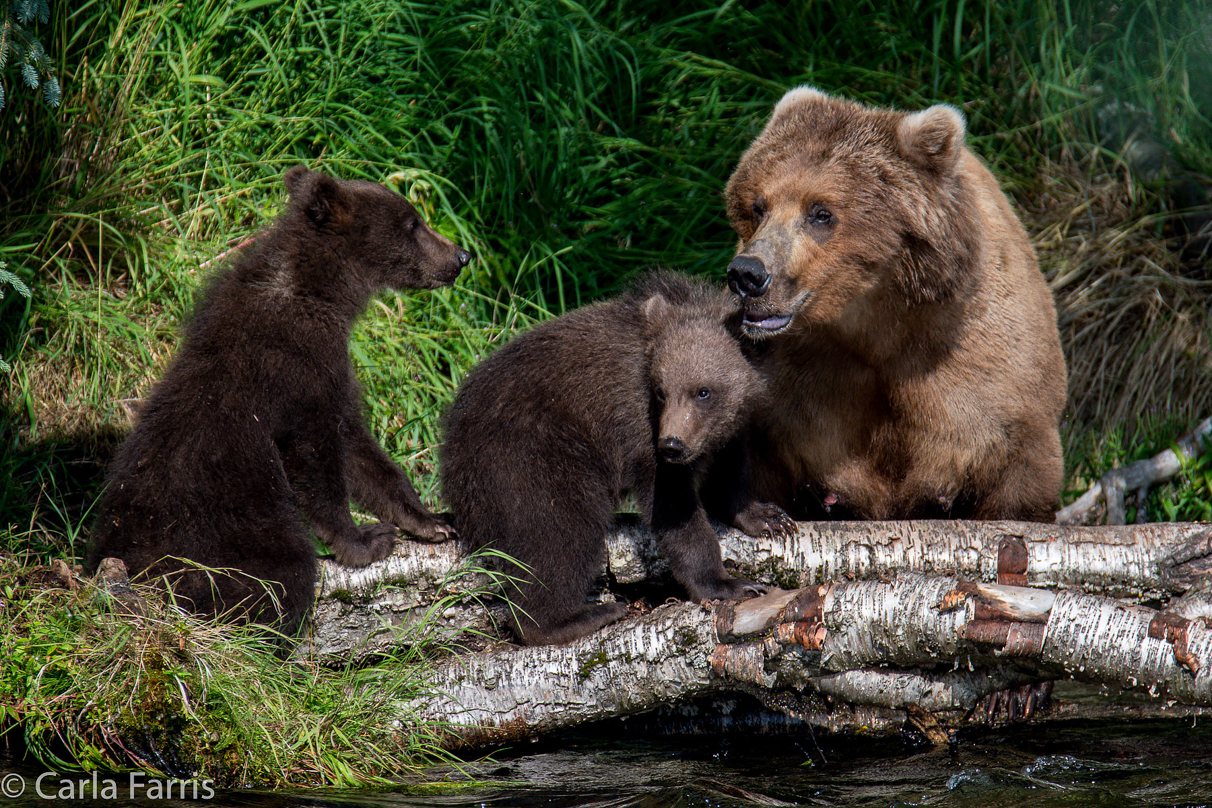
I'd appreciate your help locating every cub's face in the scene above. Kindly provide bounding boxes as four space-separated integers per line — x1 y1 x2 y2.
649 321 757 466
284 167 471 290
724 87 972 339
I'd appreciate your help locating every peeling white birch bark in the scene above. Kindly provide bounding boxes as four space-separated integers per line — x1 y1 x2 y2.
396 573 1212 749
307 520 1212 661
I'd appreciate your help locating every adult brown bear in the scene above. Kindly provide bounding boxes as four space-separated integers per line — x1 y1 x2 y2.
724 87 1067 522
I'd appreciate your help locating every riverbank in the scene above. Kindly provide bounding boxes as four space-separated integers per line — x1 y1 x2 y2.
0 556 460 787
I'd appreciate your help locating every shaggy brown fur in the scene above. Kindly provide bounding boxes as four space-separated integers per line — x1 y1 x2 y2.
440 273 786 646
86 167 470 633
724 87 1067 522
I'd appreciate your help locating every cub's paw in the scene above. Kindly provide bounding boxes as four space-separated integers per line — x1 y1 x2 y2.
690 575 768 602
401 513 459 544
732 501 797 540
333 522 398 567
516 602 629 646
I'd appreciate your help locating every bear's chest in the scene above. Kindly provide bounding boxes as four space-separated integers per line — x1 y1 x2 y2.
752 351 991 518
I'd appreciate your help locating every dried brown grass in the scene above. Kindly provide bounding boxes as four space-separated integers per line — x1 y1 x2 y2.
1023 156 1212 457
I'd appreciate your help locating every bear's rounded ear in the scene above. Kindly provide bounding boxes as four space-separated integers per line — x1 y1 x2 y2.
770 85 831 122
283 165 310 195
284 167 343 225
642 293 674 338
896 104 965 172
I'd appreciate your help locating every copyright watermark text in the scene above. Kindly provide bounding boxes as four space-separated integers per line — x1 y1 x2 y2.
1 772 215 800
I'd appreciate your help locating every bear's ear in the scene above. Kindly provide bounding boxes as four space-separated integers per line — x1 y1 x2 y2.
284 167 343 225
896 104 965 172
770 84 831 122
283 165 310 195
642 293 674 338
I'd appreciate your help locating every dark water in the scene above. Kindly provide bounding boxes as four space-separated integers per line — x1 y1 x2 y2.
6 717 1212 807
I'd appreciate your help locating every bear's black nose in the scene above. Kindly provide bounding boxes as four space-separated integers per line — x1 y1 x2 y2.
726 254 770 298
657 437 686 461
455 247 472 268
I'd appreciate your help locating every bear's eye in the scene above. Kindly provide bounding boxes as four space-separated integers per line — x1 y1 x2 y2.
809 205 834 227
750 197 767 221
696 388 711 401
655 387 666 402
404 216 419 232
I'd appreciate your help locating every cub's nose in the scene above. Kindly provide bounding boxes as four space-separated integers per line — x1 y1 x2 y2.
657 437 686 461
726 254 770 299
454 247 472 268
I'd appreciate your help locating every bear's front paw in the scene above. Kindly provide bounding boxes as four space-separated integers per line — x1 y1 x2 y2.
332 522 398 567
732 501 797 540
403 513 458 543
689 575 768 602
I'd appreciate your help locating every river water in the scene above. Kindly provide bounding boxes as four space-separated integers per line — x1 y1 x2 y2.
5 713 1212 807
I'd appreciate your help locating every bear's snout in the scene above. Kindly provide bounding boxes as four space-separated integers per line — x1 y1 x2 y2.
455 247 472 268
727 254 770 299
656 436 687 462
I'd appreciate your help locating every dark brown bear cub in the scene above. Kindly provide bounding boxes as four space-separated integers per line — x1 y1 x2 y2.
440 273 789 646
86 167 470 634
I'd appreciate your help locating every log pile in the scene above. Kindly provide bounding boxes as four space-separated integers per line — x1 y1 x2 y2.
306 519 1212 748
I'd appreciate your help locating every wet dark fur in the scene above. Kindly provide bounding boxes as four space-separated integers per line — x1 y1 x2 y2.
440 272 785 646
86 167 470 633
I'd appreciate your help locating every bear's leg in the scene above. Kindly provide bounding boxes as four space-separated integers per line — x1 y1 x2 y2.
700 435 798 539
344 424 455 542
650 464 768 602
971 427 1064 522
148 519 317 635
508 591 629 646
277 426 396 567
494 492 627 646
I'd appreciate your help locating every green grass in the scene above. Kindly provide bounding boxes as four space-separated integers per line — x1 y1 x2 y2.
0 0 1209 778
0 555 485 786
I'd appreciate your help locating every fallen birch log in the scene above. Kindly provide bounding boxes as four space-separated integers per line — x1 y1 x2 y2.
307 519 1212 660
406 572 1212 749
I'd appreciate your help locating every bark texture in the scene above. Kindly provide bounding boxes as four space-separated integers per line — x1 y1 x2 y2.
400 574 1212 749
301 519 1212 749
307 519 1212 660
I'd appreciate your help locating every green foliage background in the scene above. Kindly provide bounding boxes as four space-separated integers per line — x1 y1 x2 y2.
1 0 1210 556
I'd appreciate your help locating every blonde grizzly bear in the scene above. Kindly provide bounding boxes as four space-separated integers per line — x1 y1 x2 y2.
724 87 1067 522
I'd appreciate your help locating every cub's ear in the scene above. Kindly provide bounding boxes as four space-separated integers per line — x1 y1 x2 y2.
642 292 674 338
897 104 965 172
283 165 310 195
284 166 343 225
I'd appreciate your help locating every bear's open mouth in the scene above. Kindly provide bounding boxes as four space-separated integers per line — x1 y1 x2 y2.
742 310 793 335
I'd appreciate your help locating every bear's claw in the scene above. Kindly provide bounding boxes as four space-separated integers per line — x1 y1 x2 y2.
733 501 798 540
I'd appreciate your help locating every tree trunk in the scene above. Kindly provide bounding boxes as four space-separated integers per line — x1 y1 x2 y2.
1057 416 1211 525
401 573 1212 749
